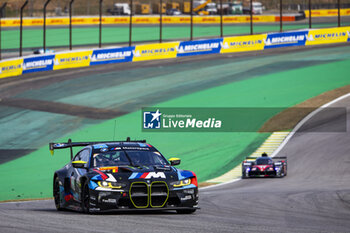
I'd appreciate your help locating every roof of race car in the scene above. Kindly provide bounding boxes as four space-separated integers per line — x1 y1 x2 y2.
90 142 155 152
256 157 272 160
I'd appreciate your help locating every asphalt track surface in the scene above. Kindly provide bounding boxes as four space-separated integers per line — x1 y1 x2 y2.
0 94 349 233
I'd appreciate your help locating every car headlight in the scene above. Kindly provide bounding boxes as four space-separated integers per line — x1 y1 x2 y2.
97 181 126 189
171 178 191 187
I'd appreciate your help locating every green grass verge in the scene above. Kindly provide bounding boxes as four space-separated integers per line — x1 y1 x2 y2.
1 57 350 201
2 23 336 50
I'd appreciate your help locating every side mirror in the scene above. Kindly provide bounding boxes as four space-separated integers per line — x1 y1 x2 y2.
72 160 87 169
169 158 181 166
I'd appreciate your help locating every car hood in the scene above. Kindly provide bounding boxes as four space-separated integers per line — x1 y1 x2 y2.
89 165 195 183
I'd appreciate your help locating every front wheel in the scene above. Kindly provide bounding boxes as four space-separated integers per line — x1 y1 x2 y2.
82 182 91 214
276 170 285 178
53 177 63 211
176 209 196 214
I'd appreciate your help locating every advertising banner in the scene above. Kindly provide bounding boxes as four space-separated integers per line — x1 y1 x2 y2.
133 17 159 24
162 16 190 24
223 15 276 23
221 34 266 53
22 55 55 74
0 59 23 79
47 18 70 25
193 16 220 24
104 17 129 24
305 9 350 17
53 51 92 70
0 19 20 27
0 15 286 27
305 27 350 46
133 42 179 62
90 47 134 66
177 39 222 57
264 30 309 49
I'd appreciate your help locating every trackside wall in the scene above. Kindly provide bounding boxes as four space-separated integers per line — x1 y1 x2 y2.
1 26 349 79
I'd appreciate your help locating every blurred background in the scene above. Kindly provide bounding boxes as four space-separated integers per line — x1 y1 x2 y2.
1 0 350 17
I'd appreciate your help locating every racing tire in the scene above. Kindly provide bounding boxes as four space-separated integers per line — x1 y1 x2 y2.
176 209 196 214
53 177 63 211
82 182 91 214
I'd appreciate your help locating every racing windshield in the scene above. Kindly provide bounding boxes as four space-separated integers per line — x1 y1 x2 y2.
256 158 273 165
93 150 169 167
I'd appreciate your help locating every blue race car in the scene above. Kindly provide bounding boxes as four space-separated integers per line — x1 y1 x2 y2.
50 138 199 214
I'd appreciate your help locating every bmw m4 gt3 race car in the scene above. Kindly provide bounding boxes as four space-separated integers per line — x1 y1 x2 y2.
49 138 199 214
241 153 287 178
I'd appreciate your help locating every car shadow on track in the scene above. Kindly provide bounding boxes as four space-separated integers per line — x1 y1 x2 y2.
30 208 184 215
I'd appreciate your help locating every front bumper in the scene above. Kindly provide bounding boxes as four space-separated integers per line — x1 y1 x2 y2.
89 185 199 211
248 171 276 177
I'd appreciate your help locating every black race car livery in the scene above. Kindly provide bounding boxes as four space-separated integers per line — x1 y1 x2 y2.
50 138 199 214
241 154 287 178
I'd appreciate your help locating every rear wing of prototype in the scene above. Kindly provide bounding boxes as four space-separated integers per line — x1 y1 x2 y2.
243 157 287 164
49 137 146 159
245 157 287 160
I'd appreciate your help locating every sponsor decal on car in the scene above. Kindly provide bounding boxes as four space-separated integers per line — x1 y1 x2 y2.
101 198 117 204
93 144 108 149
180 195 193 201
110 147 122 150
98 167 119 173
54 143 66 148
128 172 166 179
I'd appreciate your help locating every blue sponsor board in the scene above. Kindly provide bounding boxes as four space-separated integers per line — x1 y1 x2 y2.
22 55 55 74
90 47 134 65
264 31 309 49
177 38 222 57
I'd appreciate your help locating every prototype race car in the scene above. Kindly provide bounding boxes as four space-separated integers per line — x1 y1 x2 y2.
50 138 199 214
241 153 287 178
